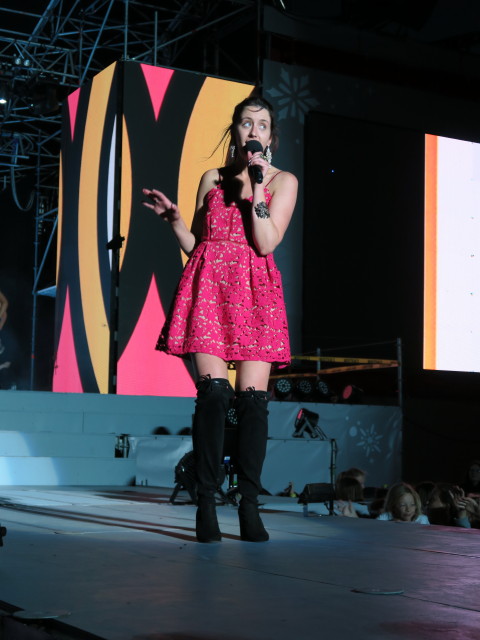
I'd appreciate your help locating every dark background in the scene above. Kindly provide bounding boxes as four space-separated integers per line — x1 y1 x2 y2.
0 185 55 391
303 111 480 485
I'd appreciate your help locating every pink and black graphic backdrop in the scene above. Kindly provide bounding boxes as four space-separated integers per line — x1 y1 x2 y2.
54 61 252 395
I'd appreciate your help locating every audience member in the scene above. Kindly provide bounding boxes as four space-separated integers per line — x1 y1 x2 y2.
300 466 480 529
460 460 480 496
423 483 480 528
335 476 369 517
415 480 437 512
0 289 11 377
0 289 8 332
377 482 429 524
425 483 463 526
337 467 366 489
453 493 480 528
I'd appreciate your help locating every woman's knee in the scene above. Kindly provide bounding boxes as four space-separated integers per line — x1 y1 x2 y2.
235 361 271 392
191 353 229 381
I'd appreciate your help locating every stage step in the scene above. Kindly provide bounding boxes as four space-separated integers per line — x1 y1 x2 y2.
0 389 195 436
0 431 116 458
0 457 135 486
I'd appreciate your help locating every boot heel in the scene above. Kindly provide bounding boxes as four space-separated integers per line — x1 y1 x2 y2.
239 501 269 542
196 499 221 543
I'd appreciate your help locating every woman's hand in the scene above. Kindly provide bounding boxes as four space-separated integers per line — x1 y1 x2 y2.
142 188 180 223
463 497 480 517
451 490 470 518
247 150 270 183
336 500 358 518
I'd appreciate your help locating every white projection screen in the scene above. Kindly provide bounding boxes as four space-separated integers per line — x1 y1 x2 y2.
424 134 480 373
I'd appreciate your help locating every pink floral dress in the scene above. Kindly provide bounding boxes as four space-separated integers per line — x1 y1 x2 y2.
156 179 290 366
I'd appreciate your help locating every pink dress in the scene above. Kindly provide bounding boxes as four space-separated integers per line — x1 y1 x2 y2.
156 179 290 366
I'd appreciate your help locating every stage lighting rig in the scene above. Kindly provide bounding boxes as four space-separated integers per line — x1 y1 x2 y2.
315 378 337 403
295 377 314 400
273 377 292 399
342 384 364 404
293 408 328 440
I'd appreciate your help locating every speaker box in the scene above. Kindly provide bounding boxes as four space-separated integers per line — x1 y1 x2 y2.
297 482 335 504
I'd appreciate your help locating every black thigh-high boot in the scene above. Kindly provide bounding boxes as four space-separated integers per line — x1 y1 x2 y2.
193 375 235 543
234 389 270 542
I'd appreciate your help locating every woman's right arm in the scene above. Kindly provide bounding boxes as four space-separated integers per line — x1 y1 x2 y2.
142 170 217 257
142 188 195 256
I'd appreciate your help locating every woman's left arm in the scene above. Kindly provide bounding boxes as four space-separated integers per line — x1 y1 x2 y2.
251 171 298 256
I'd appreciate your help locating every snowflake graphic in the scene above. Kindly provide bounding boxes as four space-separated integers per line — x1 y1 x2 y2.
266 68 320 124
356 424 383 458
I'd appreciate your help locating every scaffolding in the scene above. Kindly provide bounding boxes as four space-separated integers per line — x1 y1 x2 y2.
0 0 258 388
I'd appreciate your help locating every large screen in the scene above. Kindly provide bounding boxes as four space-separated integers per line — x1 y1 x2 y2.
424 134 480 373
304 110 480 394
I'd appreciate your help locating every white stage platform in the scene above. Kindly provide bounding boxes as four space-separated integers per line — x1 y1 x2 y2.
0 390 402 491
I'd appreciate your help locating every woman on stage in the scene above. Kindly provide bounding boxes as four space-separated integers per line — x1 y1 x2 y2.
143 95 298 542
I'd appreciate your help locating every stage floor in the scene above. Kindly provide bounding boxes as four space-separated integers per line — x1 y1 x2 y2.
0 486 479 640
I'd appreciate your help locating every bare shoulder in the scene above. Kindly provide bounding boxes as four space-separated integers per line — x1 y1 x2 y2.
195 168 221 210
268 169 298 195
199 168 221 189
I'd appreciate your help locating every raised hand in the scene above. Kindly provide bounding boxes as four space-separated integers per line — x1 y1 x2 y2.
247 150 270 183
335 500 358 518
451 489 470 517
142 188 180 223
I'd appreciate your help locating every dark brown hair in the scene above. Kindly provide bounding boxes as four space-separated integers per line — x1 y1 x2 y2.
336 476 364 502
215 94 280 165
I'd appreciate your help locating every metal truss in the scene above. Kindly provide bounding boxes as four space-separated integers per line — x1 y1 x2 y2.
0 0 256 190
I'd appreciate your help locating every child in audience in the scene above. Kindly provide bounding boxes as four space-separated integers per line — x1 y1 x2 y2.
335 476 369 517
337 467 366 489
377 482 429 524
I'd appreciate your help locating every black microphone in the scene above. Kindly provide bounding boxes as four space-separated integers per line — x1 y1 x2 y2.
245 140 264 184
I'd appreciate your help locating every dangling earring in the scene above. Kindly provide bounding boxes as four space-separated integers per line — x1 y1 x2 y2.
264 145 272 164
230 145 236 160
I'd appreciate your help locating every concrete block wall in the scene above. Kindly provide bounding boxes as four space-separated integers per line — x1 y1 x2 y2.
0 391 402 489
0 390 194 486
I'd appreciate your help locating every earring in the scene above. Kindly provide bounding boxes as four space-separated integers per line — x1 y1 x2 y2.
230 144 236 159
264 145 272 164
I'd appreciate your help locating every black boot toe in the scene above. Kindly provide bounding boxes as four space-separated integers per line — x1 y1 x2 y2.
239 500 269 542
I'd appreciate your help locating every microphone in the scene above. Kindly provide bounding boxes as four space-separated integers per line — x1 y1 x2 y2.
245 140 264 184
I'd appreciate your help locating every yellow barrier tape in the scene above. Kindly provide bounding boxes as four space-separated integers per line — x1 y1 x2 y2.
270 362 398 378
291 355 398 365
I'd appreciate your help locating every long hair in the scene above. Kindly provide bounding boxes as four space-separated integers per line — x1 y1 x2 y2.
383 482 422 521
426 482 459 526
214 94 280 166
415 480 436 510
